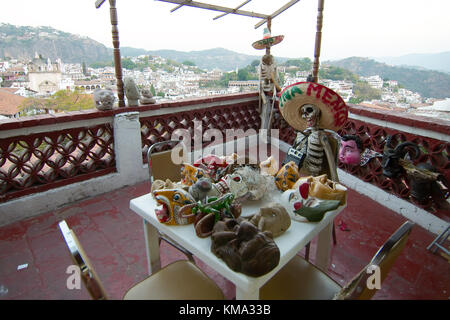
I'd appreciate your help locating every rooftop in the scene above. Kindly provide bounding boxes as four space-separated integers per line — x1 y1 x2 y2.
0 180 448 300
0 92 448 301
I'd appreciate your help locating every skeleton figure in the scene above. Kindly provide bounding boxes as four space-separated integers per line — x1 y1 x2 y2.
293 104 339 181
259 54 281 134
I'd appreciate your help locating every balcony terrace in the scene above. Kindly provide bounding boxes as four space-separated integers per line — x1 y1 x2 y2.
0 92 449 300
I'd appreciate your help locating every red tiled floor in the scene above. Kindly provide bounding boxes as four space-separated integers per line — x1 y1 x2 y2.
0 181 449 300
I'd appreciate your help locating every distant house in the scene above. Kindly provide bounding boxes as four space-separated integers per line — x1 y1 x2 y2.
0 88 25 118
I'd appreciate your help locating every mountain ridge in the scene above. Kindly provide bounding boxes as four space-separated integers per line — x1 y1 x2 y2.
325 57 450 98
1 23 449 98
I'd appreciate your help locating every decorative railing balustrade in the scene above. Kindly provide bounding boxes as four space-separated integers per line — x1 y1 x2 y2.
335 105 449 220
0 114 116 203
0 93 448 223
139 93 260 160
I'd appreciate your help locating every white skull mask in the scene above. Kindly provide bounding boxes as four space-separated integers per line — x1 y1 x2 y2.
224 173 249 198
301 104 321 128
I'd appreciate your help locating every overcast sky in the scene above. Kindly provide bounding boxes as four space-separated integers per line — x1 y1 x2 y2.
1 0 449 60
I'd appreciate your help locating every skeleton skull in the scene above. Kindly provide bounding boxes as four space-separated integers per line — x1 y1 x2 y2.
301 104 321 128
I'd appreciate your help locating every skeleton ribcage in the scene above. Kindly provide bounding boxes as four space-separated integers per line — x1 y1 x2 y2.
305 131 324 176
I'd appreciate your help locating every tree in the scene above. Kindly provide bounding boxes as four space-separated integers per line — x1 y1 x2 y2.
121 58 137 70
352 81 382 101
237 68 250 81
150 84 156 96
182 60 196 66
19 89 95 114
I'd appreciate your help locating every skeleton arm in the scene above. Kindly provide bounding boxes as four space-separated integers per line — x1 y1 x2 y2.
320 132 339 182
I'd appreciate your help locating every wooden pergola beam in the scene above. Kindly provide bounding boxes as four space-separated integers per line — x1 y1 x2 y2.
213 0 252 21
254 0 301 29
156 0 269 19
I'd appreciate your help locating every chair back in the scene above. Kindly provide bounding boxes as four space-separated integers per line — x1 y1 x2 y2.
58 220 108 300
148 140 187 188
336 220 414 300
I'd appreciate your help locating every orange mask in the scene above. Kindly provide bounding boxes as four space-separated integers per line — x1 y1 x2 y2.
180 163 209 186
274 161 299 191
153 188 196 225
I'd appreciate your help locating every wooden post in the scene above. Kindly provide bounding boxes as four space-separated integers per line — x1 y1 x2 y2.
312 0 324 83
266 17 272 56
109 0 125 107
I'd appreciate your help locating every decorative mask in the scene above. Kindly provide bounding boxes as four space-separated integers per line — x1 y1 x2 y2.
211 218 280 277
249 202 291 238
259 156 279 176
153 188 196 225
223 173 249 199
300 104 321 128
274 161 299 191
180 163 209 186
294 174 347 206
281 175 347 222
339 138 362 166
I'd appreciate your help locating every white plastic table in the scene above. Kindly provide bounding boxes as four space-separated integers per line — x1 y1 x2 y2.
130 192 345 300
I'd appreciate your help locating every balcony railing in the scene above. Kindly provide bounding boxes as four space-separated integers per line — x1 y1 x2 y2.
0 92 448 232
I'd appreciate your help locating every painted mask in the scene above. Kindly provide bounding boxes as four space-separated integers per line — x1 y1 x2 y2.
294 174 347 206
280 179 343 222
153 188 196 225
180 163 209 186
259 156 279 176
223 173 249 198
339 140 361 166
274 161 299 191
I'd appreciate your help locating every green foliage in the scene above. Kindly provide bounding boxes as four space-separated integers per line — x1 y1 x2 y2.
89 61 114 68
352 81 382 101
328 57 450 98
121 58 138 70
283 58 313 71
150 84 156 96
182 60 196 66
319 66 359 82
19 89 95 113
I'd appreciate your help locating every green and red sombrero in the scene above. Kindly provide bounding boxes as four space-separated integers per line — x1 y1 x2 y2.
252 28 284 50
279 82 349 132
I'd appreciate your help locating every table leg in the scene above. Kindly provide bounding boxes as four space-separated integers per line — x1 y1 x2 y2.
315 222 333 272
143 219 161 275
236 287 259 300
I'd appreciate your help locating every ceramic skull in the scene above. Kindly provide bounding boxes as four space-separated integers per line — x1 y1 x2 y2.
301 104 321 128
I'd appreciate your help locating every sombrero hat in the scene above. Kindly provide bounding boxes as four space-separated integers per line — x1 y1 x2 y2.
252 28 284 50
279 82 349 132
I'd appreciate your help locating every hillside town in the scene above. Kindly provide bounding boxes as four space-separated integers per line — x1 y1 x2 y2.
0 53 448 120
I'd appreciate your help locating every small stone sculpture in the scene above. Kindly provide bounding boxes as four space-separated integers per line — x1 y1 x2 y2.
123 77 140 106
140 88 156 105
249 202 291 238
211 218 280 277
93 88 115 111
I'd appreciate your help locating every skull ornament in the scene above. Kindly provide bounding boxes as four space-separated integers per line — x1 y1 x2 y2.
301 104 321 128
